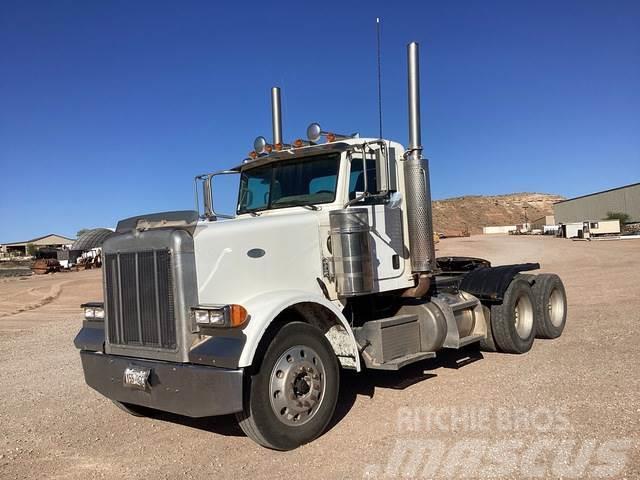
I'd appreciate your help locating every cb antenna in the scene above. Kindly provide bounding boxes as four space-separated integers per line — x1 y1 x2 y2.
376 17 383 139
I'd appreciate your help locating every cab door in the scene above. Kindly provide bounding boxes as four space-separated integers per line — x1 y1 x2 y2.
348 155 405 283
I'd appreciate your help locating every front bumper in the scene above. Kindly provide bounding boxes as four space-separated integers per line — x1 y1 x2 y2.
80 351 244 417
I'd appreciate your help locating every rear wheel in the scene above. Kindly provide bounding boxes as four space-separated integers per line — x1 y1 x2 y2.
236 322 339 450
490 278 536 354
531 274 567 339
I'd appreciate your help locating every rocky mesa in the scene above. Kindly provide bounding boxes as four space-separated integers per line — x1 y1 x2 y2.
432 192 565 236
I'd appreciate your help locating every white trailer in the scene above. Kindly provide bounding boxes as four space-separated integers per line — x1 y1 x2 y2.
562 222 583 238
74 42 568 450
482 225 517 234
583 219 620 237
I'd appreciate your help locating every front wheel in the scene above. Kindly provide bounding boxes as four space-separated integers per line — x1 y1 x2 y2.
111 400 153 417
236 322 340 450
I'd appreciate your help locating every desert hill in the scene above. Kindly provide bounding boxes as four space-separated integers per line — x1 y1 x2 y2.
432 193 565 236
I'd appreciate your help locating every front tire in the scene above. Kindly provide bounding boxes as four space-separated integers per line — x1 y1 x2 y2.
111 400 153 417
490 278 536 354
236 322 340 450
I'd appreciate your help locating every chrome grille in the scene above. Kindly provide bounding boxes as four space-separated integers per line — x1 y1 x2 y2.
105 250 176 349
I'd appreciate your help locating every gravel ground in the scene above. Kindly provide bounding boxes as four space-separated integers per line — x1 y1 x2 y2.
0 236 638 479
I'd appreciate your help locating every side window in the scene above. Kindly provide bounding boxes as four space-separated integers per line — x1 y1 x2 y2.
348 157 378 200
238 167 270 212
309 174 337 194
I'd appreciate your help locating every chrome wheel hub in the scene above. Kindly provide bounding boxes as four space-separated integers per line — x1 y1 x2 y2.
514 293 534 339
269 345 326 426
548 287 565 327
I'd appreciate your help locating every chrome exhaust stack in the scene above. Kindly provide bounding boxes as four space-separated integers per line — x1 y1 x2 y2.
271 87 283 146
404 42 436 275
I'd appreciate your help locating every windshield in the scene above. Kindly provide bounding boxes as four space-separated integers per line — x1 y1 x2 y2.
237 153 340 214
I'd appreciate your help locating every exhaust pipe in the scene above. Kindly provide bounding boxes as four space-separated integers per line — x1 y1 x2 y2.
271 87 283 146
404 42 436 275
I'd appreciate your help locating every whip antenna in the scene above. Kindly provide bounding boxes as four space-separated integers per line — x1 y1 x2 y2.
376 17 383 139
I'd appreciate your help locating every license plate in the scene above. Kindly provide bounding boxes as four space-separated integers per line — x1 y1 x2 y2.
123 365 151 390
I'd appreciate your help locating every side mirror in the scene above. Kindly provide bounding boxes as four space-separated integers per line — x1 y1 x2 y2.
195 171 239 221
375 144 397 192
306 123 322 143
203 175 214 219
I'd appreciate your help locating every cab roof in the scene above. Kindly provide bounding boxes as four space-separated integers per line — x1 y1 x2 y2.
233 137 404 171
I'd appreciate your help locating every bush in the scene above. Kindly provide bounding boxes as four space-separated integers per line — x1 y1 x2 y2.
605 212 630 224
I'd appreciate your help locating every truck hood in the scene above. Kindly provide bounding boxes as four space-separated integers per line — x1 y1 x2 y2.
192 211 324 305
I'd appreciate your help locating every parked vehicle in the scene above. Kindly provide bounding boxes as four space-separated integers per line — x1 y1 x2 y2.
74 42 567 450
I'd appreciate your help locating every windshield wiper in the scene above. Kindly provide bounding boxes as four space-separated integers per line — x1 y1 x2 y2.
273 201 320 211
238 208 262 216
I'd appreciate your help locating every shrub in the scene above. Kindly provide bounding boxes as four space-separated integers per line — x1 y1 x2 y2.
26 243 37 256
604 212 630 224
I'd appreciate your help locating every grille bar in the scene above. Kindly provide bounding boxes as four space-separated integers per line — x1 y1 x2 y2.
105 250 177 350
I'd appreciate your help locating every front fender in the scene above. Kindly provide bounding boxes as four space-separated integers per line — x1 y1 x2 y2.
238 290 361 372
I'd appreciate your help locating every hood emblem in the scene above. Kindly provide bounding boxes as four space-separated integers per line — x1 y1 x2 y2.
247 248 266 258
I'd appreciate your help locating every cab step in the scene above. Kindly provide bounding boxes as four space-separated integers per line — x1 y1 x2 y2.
449 298 480 312
354 314 436 370
362 351 436 371
457 333 485 348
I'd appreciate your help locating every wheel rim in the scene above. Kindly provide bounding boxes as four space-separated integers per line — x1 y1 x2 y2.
548 288 565 327
269 345 326 427
514 293 534 339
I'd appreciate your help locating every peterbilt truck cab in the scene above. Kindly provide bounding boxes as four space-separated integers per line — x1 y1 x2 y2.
75 42 567 450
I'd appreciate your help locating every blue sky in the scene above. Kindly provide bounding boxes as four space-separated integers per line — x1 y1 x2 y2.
1 0 639 241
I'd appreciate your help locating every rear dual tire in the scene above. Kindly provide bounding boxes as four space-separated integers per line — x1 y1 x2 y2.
481 274 567 353
489 278 536 354
530 274 567 339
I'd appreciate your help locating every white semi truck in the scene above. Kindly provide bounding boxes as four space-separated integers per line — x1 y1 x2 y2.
75 42 567 450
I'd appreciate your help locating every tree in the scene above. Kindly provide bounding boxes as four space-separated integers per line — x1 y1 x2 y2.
76 228 91 238
26 243 37 256
604 212 630 224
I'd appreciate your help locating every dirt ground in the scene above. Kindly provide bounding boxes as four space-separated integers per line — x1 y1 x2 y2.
0 236 638 479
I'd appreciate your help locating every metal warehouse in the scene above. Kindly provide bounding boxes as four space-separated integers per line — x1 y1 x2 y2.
553 182 640 224
0 234 75 257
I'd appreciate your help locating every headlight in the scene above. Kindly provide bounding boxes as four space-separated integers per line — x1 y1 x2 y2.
82 303 104 321
193 309 211 325
191 304 248 328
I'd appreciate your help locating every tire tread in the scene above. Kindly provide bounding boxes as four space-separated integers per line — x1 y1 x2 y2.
490 278 536 354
